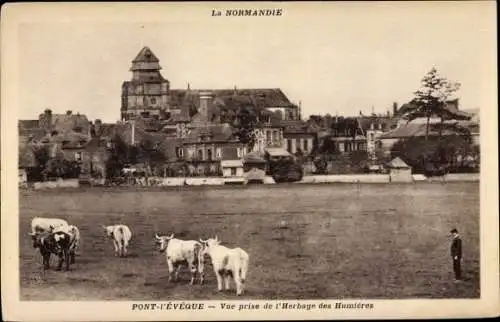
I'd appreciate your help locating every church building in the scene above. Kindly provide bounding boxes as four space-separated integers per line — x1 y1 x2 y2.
121 47 171 121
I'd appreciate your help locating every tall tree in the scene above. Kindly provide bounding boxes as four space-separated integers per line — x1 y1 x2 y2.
405 68 461 140
232 105 258 150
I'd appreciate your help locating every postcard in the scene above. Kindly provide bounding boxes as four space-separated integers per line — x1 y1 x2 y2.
1 1 498 321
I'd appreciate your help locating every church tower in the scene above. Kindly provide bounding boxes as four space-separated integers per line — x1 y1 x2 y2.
121 47 171 121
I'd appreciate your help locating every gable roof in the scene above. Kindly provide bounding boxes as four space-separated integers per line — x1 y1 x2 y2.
18 120 40 136
388 157 410 169
265 147 292 157
42 113 91 134
243 151 267 164
184 123 236 144
169 88 296 110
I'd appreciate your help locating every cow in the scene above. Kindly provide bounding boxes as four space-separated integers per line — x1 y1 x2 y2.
52 224 81 264
29 217 69 235
154 233 205 285
102 224 132 257
32 230 74 271
199 236 249 296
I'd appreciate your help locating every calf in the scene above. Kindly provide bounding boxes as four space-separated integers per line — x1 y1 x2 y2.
52 224 81 264
102 224 132 257
199 236 249 296
155 233 204 285
32 231 73 270
29 217 68 235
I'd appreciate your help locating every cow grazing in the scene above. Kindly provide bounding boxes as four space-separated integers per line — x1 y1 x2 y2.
30 217 69 235
52 224 81 264
102 224 132 257
199 236 249 296
32 230 74 270
154 233 205 285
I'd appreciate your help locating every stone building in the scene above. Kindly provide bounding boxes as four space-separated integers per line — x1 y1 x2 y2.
121 47 171 121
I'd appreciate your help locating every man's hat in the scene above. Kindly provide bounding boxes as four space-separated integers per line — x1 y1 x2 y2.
450 228 458 234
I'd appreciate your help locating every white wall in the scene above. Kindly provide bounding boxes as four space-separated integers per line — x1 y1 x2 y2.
222 167 244 177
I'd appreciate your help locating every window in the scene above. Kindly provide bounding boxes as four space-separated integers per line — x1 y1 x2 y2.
216 148 222 159
287 139 292 153
207 149 213 161
231 167 237 176
266 131 271 142
176 147 184 158
150 98 156 104
303 139 308 152
198 149 203 160
75 152 82 161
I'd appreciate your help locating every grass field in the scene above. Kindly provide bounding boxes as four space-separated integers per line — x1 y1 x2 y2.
19 182 480 300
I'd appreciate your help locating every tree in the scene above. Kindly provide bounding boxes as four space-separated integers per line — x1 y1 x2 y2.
33 145 51 180
404 68 461 140
232 105 258 150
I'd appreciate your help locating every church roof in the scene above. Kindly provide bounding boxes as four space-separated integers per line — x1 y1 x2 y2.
132 46 160 63
130 46 162 71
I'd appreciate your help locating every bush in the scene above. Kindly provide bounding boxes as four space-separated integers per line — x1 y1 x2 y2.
390 134 477 175
269 157 304 183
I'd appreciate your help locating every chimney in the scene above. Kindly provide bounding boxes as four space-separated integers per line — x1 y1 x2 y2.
66 110 72 116
199 92 213 123
392 102 398 116
94 119 102 136
40 108 53 132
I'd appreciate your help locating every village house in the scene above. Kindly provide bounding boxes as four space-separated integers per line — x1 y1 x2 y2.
378 99 476 153
282 120 316 156
181 123 248 176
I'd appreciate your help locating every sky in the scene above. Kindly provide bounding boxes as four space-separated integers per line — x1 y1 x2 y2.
16 2 496 123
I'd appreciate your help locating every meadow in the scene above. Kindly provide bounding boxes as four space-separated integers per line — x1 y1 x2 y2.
19 182 480 300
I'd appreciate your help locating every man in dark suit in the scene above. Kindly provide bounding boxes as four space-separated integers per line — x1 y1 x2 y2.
450 228 462 282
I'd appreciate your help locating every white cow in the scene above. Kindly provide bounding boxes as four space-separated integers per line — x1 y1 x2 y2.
29 217 69 236
154 233 205 285
102 224 132 257
199 236 249 296
52 224 81 264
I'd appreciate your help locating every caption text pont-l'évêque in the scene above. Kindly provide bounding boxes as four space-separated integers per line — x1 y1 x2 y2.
131 301 374 312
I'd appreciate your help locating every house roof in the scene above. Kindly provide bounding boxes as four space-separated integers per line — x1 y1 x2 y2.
379 121 472 140
19 144 36 168
18 120 40 136
243 152 267 164
281 120 317 134
265 147 292 157
388 157 411 169
221 160 243 167
184 123 236 144
42 113 91 134
397 99 472 121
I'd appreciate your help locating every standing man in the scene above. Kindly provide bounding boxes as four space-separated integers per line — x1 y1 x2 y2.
450 228 462 282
